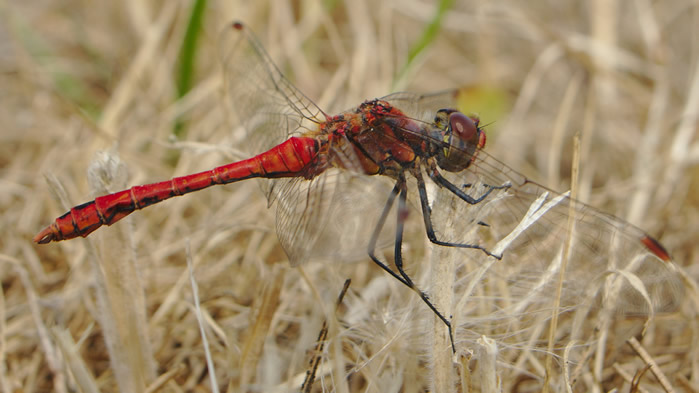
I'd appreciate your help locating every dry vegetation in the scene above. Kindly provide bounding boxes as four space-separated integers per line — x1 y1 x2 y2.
1 1 698 392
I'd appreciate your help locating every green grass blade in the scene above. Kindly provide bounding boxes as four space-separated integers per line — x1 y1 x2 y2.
393 0 454 88
173 0 207 138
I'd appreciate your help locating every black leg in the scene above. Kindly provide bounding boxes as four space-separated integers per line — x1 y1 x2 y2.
416 170 503 259
394 179 456 352
429 169 509 205
368 177 456 353
367 181 413 288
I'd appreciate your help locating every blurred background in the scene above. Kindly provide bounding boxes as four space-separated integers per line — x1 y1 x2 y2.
1 0 697 392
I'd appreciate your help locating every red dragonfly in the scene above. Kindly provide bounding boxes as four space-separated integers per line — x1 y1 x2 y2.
35 22 681 351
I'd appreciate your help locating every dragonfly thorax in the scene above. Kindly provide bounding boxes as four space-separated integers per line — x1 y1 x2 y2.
432 109 485 172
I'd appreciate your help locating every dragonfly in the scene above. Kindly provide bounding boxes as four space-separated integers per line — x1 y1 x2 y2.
35 22 681 352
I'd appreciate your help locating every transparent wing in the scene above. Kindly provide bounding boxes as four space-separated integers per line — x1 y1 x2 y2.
426 147 683 322
219 22 393 265
218 22 326 160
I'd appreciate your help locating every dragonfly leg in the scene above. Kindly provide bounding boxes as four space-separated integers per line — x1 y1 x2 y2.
367 183 403 283
395 180 456 352
417 171 503 260
429 169 510 204
367 178 456 353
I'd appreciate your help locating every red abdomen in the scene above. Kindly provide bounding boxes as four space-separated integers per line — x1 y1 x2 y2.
34 137 319 244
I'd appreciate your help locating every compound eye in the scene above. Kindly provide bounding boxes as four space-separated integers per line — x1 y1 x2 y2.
449 112 478 143
436 111 482 172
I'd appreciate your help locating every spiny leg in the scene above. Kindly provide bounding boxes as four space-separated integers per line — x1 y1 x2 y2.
367 182 411 287
367 177 456 353
429 168 509 205
394 178 456 353
416 170 503 259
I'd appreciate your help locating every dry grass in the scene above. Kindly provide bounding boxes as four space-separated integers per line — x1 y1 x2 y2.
1 1 698 392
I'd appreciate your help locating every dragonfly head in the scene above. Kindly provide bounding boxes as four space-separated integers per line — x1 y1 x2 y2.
433 109 485 172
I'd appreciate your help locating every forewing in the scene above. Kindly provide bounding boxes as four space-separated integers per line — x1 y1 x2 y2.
427 151 683 322
218 22 326 201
